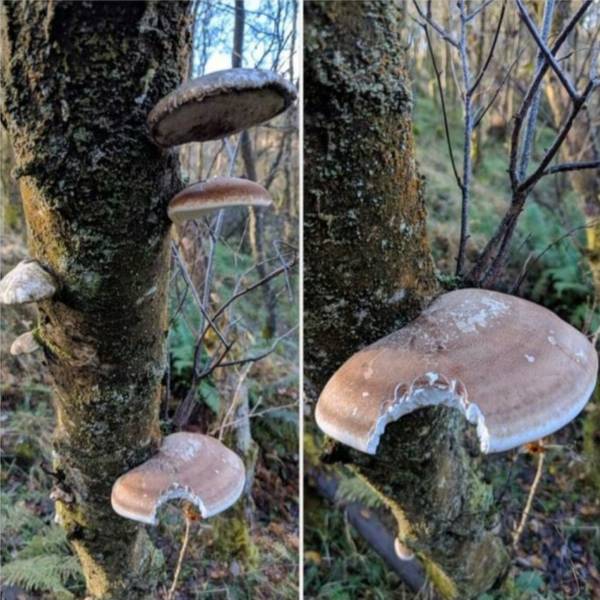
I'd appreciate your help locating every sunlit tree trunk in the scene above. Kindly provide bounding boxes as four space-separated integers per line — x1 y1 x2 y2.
0 2 189 597
304 2 508 597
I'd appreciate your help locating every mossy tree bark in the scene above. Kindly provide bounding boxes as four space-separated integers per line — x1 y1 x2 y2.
0 2 190 598
304 2 508 597
304 0 437 391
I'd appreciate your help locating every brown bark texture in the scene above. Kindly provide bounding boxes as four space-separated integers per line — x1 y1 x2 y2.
304 2 508 598
0 1 190 597
303 0 437 392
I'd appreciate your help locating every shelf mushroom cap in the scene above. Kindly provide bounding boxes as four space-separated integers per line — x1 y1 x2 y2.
0 260 57 305
167 176 272 223
111 432 245 525
316 289 598 455
10 331 41 356
148 68 297 147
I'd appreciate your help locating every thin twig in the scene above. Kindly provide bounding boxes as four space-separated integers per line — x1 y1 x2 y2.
167 510 193 600
422 23 463 190
517 0 556 182
469 1 506 95
516 0 578 101
465 0 495 22
413 0 459 48
456 0 473 277
473 52 522 129
513 449 545 551
543 160 600 176
510 221 597 293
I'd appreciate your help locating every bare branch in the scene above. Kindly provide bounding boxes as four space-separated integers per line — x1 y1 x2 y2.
469 0 506 95
516 0 556 182
422 24 463 190
412 0 459 48
465 0 495 22
456 0 473 277
516 0 579 101
543 160 600 176
212 326 297 369
171 241 230 348
209 253 297 326
510 220 597 294
469 0 594 285
473 52 522 128
519 80 597 192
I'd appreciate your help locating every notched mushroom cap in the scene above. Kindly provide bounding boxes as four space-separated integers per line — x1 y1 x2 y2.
148 68 297 147
111 432 245 525
0 260 57 305
168 176 272 223
316 289 598 455
10 331 41 356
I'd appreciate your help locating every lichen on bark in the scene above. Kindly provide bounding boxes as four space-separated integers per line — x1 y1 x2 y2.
0 1 190 597
304 0 438 391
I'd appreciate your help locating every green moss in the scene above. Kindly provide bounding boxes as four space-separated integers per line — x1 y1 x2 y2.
211 509 259 568
583 385 600 491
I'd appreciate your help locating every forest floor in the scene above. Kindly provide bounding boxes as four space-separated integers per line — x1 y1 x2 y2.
0 228 300 599
304 422 600 599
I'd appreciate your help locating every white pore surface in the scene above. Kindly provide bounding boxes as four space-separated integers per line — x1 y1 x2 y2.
363 374 490 455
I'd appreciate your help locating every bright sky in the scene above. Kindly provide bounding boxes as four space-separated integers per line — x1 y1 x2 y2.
202 0 298 77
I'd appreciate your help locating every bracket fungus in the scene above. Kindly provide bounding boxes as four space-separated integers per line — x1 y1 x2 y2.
10 331 41 356
0 260 57 305
148 68 297 147
167 176 272 224
316 288 598 455
111 432 245 525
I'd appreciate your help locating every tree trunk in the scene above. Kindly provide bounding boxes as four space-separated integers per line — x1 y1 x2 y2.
0 2 190 598
304 2 508 597
231 0 278 338
304 0 437 390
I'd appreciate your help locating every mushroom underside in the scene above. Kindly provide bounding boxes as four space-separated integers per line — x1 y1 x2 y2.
112 477 245 526
365 374 489 455
153 88 286 146
322 371 596 456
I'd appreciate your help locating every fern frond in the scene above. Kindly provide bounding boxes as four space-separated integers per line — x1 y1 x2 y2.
2 554 81 598
18 525 71 558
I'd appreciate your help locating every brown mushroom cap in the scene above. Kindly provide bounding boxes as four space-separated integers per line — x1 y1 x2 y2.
10 331 41 356
148 68 297 147
0 260 57 305
167 176 272 224
316 289 598 455
111 432 245 525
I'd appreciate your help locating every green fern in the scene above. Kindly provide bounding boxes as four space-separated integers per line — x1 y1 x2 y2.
1 522 83 597
17 526 72 558
2 554 81 598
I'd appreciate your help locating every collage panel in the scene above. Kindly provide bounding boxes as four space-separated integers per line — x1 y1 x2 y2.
1 1 298 599
303 1 600 599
